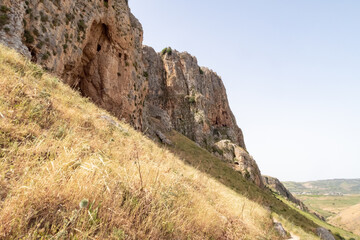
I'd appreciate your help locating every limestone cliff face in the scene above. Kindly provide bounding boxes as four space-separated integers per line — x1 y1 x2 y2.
0 0 263 187
0 0 146 129
262 176 327 220
142 47 245 148
142 47 263 187
262 176 308 211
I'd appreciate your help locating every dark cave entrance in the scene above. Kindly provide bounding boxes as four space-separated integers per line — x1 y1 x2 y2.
76 23 113 104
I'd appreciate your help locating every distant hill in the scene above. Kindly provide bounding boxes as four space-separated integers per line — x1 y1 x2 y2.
329 202 360 235
283 179 360 195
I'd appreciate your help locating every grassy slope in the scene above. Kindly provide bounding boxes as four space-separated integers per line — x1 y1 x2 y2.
297 195 360 219
276 195 360 240
166 131 320 237
0 45 287 239
297 195 360 236
284 179 360 195
329 203 360 236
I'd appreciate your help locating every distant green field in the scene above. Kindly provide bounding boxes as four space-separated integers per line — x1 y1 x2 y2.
296 194 360 219
283 179 360 195
276 195 360 240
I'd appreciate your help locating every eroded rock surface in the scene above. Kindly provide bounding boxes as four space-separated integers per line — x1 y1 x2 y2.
0 0 263 187
213 140 264 187
142 47 264 186
263 176 327 221
316 227 335 240
0 0 146 129
263 176 307 211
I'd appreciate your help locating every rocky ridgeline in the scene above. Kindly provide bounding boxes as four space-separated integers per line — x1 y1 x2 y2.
262 176 308 211
262 176 326 221
0 0 263 187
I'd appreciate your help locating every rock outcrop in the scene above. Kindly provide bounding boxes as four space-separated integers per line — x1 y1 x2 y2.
0 0 146 129
142 47 264 187
316 227 336 240
0 0 263 187
263 176 327 221
262 176 308 211
213 140 263 187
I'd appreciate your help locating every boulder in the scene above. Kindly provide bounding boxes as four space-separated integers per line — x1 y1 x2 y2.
316 227 336 240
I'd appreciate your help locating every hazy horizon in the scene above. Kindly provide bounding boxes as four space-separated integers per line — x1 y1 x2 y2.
130 0 360 182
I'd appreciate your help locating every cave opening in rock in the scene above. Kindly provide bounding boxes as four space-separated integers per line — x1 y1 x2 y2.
71 21 126 119
75 22 112 103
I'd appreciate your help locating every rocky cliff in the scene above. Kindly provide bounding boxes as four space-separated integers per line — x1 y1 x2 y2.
262 176 308 211
263 176 327 221
0 0 263 187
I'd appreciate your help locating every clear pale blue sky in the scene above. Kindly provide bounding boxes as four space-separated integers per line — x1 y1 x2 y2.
130 0 360 182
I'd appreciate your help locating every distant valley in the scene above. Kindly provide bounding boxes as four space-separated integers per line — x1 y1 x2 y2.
283 179 360 236
283 179 360 195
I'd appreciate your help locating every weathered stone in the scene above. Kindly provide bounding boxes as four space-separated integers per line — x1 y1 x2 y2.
142 47 245 148
274 222 288 238
155 130 173 146
99 115 128 133
262 176 308 211
0 0 264 188
0 0 147 129
316 227 335 240
0 0 30 58
214 140 264 187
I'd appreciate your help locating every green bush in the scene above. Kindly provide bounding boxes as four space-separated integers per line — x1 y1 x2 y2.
24 30 34 44
0 5 9 30
161 47 172 56
77 20 87 33
188 96 196 103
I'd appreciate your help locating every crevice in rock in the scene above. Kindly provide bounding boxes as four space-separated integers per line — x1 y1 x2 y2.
73 22 116 105
30 48 37 63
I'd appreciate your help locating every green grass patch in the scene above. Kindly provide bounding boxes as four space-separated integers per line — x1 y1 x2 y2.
276 195 360 240
166 131 320 235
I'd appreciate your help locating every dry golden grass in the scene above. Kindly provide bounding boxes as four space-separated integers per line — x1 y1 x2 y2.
0 44 286 239
329 203 360 235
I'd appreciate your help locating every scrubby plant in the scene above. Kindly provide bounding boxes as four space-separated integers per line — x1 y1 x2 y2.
41 51 50 61
40 11 49 22
0 5 9 30
199 67 204 75
33 28 40 37
188 96 196 103
77 19 86 33
65 13 75 25
161 47 172 56
24 30 34 44
62 44 68 53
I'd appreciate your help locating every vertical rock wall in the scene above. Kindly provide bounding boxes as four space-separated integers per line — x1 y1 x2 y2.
0 0 263 187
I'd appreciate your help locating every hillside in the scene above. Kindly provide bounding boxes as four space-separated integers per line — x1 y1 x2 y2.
0 0 265 187
0 0 357 239
329 203 360 235
0 44 323 239
284 178 360 239
283 179 360 195
277 195 360 240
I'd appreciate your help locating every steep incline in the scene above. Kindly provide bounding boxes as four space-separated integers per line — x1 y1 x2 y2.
0 44 284 239
0 0 263 186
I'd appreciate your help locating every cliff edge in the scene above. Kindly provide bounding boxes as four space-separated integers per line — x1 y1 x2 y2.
0 0 263 187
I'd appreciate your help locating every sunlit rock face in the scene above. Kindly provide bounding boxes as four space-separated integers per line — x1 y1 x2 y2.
0 0 146 129
1 0 264 187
